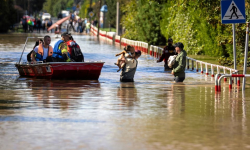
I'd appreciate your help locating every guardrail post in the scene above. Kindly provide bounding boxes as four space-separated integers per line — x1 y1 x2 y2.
215 74 219 92
223 67 227 82
211 65 214 77
229 77 232 90
187 58 190 70
150 45 153 56
217 65 220 74
237 72 240 86
191 60 194 70
200 63 203 74
196 61 199 72
205 64 209 75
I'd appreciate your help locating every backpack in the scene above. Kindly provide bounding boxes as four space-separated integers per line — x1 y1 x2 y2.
71 44 84 62
27 50 33 62
168 55 177 68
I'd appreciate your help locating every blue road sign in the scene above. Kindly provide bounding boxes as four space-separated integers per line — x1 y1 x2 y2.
221 0 246 24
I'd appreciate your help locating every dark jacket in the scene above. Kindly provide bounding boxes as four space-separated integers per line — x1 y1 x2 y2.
158 45 176 64
172 50 187 77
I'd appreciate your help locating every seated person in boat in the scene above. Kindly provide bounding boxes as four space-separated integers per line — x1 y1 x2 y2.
120 50 141 82
27 39 43 62
115 45 135 72
52 32 84 62
31 35 53 63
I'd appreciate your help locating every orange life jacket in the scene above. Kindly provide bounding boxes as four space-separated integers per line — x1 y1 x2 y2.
38 44 53 57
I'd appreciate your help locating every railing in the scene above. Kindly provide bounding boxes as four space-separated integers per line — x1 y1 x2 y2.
90 25 238 86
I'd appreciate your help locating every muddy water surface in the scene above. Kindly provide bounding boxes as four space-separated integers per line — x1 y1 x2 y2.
0 33 250 150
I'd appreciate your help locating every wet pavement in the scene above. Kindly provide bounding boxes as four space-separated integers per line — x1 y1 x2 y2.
0 33 250 150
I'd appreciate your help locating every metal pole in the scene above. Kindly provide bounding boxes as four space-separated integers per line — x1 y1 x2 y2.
116 2 120 35
18 37 30 64
243 22 249 91
97 0 102 39
233 23 237 84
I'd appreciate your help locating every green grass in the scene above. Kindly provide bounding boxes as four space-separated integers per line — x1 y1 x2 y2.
100 28 116 32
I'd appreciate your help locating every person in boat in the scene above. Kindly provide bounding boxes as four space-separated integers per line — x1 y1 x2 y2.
27 39 43 62
52 32 84 62
171 42 187 82
31 35 53 63
157 38 176 71
120 50 141 82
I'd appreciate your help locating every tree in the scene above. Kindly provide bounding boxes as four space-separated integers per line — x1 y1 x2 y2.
0 0 17 33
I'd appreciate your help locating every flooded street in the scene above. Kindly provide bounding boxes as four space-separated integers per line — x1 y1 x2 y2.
0 33 250 149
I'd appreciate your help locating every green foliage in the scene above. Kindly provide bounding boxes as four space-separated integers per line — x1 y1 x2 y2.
120 0 250 65
79 0 90 18
43 0 74 17
121 0 166 45
106 0 117 28
0 0 16 33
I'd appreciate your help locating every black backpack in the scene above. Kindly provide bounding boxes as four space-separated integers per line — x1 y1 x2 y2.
27 50 33 62
71 44 84 62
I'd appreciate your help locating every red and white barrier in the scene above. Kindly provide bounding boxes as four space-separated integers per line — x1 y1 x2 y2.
215 74 247 92
115 35 121 44
106 32 115 44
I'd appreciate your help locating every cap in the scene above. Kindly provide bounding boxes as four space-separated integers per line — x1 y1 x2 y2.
61 32 71 37
135 50 141 55
174 42 184 49
168 38 173 42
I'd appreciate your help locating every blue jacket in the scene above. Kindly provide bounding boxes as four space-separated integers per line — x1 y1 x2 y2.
52 40 64 60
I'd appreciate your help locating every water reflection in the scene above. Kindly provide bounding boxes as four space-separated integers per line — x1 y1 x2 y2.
117 83 139 107
166 84 185 118
26 79 101 109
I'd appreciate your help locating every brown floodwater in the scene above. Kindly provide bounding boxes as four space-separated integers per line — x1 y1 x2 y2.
0 33 250 150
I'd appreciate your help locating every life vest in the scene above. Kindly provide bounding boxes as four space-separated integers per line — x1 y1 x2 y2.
66 40 76 55
35 44 53 61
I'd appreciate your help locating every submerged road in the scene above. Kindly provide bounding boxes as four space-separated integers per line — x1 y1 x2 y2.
0 33 249 149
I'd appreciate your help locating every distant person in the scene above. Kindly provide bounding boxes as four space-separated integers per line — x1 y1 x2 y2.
93 19 98 26
27 19 34 32
58 12 63 19
21 17 27 32
77 18 83 33
42 19 46 32
27 39 43 62
86 21 90 34
47 19 53 33
36 18 42 33
31 35 53 63
68 15 76 32
171 42 187 82
157 38 176 70
120 50 141 82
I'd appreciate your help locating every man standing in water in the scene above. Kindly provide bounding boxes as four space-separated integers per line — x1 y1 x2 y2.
157 38 176 71
171 42 187 82
120 50 141 82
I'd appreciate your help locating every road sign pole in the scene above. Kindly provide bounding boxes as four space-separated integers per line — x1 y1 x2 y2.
233 23 237 84
243 22 249 91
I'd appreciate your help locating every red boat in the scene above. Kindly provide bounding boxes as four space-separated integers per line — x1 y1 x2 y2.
16 37 104 80
15 62 104 80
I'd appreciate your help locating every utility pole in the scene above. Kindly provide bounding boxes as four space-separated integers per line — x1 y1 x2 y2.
97 0 102 39
116 2 120 35
89 0 92 22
